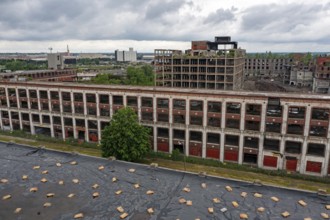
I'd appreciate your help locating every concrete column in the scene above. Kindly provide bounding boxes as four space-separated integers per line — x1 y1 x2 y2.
281 104 288 135
203 99 207 127
27 89 31 110
72 117 77 139
36 89 41 111
221 101 226 129
322 139 330 176
59 91 63 113
137 95 141 122
169 125 173 154
123 94 127 107
202 129 207 158
18 111 23 130
240 102 246 131
97 120 101 144
109 94 113 118
49 115 55 138
85 119 89 142
153 96 157 124
299 138 308 174
260 103 267 132
258 134 264 168
304 105 312 137
96 93 100 117
185 128 189 156
278 137 286 170
153 126 157 152
61 116 65 140
220 131 225 162
8 111 13 131
169 98 173 124
5 87 10 108
186 98 190 126
71 92 75 114
328 120 330 139
238 133 244 164
29 113 35 135
83 92 87 116
47 90 52 113
0 110 3 130
15 88 20 109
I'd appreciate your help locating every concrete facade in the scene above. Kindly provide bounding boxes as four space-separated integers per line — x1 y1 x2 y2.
313 56 330 94
154 36 245 90
47 53 64 70
0 81 330 177
245 58 291 79
115 48 137 62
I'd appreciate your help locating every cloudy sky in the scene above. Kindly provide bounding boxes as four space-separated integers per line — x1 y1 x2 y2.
0 0 329 53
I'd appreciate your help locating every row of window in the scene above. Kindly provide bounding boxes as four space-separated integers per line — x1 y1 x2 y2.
156 128 326 157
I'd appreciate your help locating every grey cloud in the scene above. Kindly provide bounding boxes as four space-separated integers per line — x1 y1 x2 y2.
204 7 237 24
145 0 187 20
240 3 326 41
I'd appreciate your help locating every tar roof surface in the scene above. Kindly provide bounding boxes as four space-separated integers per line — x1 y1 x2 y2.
0 142 329 220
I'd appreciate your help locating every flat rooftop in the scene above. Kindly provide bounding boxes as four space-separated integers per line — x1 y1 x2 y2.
0 143 329 219
2 81 330 101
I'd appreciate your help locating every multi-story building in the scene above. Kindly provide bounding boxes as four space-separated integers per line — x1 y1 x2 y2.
313 56 330 94
154 36 245 90
115 48 137 62
245 57 291 79
0 81 329 176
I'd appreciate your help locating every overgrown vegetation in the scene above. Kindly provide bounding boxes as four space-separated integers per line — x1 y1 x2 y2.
147 151 330 185
0 60 47 71
101 107 151 161
91 65 154 86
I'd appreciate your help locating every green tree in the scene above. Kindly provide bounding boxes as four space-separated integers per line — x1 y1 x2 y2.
101 107 151 161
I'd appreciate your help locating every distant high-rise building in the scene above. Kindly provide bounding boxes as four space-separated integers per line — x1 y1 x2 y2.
154 36 245 90
115 48 137 62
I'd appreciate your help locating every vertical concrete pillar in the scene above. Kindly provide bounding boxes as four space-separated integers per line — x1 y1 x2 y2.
61 116 65 140
153 96 157 124
153 126 157 152
72 117 77 139
71 92 75 114
18 111 23 130
15 88 20 109
258 134 264 168
137 95 141 122
169 97 173 124
279 137 286 170
221 101 226 129
220 131 225 162
240 102 246 131
185 128 189 156
36 89 41 111
97 120 101 144
59 91 63 114
260 103 267 133
83 92 87 116
85 119 89 142
49 115 55 138
5 87 10 108
123 94 127 107
322 139 330 176
109 94 113 118
238 133 244 164
299 138 308 174
281 104 288 135
0 110 3 130
202 129 206 158
96 93 100 117
300 105 311 174
8 111 13 131
169 125 173 154
47 90 52 114
304 105 312 137
29 113 35 135
203 99 207 127
27 89 31 110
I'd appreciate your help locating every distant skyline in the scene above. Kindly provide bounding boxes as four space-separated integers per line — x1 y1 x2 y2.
0 0 329 53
